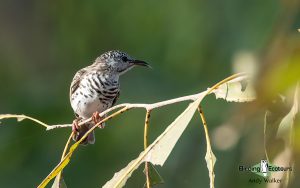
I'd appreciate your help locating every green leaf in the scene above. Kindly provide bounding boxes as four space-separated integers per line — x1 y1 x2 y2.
264 84 299 187
277 86 299 143
264 95 289 161
143 163 164 187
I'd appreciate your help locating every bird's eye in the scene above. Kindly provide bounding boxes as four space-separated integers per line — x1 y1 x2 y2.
121 56 128 62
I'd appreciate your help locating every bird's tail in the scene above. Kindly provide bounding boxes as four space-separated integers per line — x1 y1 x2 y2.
72 122 95 145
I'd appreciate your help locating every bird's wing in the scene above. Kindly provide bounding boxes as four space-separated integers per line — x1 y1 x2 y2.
112 90 120 106
69 68 87 100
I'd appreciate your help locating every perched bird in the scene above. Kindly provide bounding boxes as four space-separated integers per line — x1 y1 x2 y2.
70 50 150 145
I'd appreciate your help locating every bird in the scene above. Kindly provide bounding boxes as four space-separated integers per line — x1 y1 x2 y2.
69 50 150 145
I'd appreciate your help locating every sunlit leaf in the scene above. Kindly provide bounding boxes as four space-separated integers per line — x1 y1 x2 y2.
145 97 204 165
212 75 256 102
103 154 143 188
103 95 204 188
205 148 216 188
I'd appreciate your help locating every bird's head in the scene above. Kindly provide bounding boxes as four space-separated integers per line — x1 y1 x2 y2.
93 50 151 75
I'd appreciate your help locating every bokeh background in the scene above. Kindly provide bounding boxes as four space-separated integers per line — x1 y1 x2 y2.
0 0 300 187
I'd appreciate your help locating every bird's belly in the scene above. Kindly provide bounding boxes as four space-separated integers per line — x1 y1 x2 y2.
71 91 112 119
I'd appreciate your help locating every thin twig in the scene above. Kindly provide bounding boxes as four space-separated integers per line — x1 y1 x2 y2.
197 106 212 151
46 93 205 130
46 72 247 130
144 110 151 149
0 73 247 131
76 107 129 145
144 110 151 188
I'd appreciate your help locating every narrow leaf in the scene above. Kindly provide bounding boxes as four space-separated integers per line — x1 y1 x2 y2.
213 75 256 102
205 141 216 188
104 153 145 188
103 95 205 188
144 96 204 165
143 163 164 187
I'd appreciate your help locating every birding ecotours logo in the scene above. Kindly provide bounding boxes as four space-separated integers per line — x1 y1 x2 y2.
239 159 292 178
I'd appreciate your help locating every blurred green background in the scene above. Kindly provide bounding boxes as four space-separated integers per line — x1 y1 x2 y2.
0 0 300 187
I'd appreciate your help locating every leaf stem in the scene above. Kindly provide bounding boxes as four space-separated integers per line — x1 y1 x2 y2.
144 110 151 188
197 106 215 188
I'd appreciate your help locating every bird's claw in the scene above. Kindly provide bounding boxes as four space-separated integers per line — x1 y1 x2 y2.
92 111 104 128
72 119 80 133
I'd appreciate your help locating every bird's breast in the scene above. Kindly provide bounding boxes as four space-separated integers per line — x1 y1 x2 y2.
70 73 119 118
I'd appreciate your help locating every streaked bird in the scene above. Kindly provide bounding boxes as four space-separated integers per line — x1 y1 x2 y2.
70 50 150 145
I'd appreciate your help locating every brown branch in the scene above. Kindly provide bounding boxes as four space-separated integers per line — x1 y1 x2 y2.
77 107 129 145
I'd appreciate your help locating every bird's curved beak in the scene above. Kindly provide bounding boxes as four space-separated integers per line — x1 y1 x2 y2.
130 60 152 68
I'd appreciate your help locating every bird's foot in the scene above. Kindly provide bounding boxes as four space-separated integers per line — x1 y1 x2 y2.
92 111 104 128
72 118 80 133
